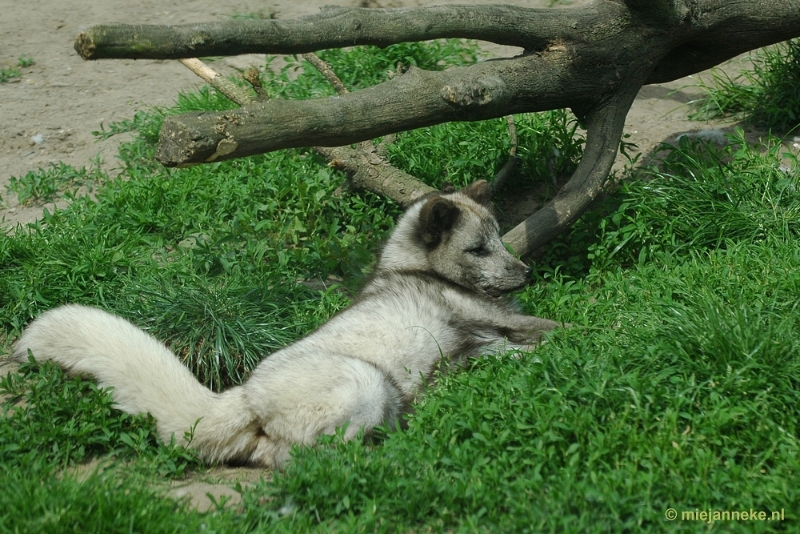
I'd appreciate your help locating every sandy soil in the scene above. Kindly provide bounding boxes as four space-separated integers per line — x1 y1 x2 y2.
0 0 755 511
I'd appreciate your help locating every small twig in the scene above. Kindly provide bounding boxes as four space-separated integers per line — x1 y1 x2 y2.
491 116 520 194
302 52 430 205
490 157 520 195
375 133 396 158
243 67 269 101
178 58 254 106
302 53 348 95
506 115 518 157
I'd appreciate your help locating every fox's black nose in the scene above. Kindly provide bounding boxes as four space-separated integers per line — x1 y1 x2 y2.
525 266 532 277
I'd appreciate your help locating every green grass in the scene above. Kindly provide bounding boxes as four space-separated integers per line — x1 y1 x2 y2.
247 132 800 533
386 108 583 190
1 40 799 532
0 56 32 83
1 359 199 475
690 39 800 132
5 159 105 205
0 66 21 83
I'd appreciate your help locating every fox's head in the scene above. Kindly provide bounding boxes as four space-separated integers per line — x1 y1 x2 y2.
379 180 531 297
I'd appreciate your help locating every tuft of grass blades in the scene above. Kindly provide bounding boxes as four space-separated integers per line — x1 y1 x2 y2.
115 275 342 391
0 466 226 534
386 109 583 190
690 39 800 132
0 358 199 476
5 160 105 205
586 129 800 270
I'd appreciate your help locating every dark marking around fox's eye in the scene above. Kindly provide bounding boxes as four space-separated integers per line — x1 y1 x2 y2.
466 245 490 257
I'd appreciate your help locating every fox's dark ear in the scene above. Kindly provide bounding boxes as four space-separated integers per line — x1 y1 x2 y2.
441 182 456 194
417 196 460 248
461 180 492 207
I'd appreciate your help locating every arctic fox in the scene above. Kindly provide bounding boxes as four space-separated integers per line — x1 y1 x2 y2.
14 180 559 468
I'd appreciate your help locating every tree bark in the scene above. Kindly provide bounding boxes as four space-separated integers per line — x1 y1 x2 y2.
74 5 563 60
317 145 436 207
503 80 643 254
154 55 581 166
74 0 800 255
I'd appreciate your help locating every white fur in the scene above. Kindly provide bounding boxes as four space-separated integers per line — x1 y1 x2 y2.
13 181 558 468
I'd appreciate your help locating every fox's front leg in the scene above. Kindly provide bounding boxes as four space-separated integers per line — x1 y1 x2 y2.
499 313 561 345
465 311 562 357
447 292 564 354
479 313 561 356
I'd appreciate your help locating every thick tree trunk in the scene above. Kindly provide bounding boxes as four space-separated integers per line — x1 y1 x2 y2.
74 0 800 255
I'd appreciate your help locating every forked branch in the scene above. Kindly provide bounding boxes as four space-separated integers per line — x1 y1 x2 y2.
74 0 800 255
177 55 435 206
503 79 643 253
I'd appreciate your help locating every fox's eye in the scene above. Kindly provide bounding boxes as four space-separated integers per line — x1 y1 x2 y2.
466 245 489 257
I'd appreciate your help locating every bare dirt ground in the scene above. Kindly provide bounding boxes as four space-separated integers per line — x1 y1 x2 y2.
0 0 758 512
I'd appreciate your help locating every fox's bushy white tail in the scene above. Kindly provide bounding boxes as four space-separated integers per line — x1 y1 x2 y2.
12 304 260 463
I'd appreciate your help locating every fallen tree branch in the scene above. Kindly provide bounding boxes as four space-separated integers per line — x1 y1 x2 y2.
319 145 435 207
76 0 800 255
155 54 576 167
74 5 560 60
74 2 800 85
151 0 800 169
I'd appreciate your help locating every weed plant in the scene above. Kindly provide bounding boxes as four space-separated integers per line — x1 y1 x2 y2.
5 161 104 205
1 40 799 533
691 39 800 132
0 358 199 474
0 67 20 83
16 55 34 68
0 56 32 83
